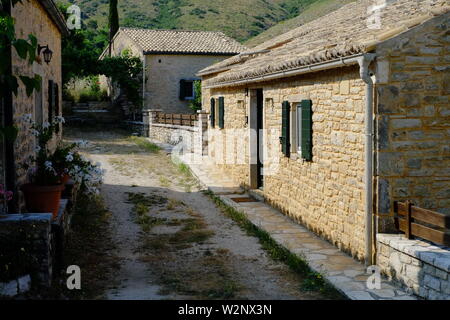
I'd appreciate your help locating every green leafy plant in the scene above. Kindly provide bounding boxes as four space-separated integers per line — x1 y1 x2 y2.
0 124 18 142
20 114 66 186
0 1 42 98
189 80 202 112
100 52 144 111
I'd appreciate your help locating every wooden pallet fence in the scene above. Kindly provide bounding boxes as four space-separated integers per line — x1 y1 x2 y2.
155 112 198 127
394 201 450 246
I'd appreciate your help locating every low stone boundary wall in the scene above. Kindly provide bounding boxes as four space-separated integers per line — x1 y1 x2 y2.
0 198 73 297
377 233 450 300
143 109 209 156
0 213 53 297
149 123 199 153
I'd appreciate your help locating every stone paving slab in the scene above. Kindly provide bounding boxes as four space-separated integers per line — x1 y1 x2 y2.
176 153 417 300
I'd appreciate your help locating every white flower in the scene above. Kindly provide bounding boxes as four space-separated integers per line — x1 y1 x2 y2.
34 146 41 153
44 161 53 168
30 129 39 136
42 122 50 129
20 113 33 124
66 153 74 162
54 116 65 124
75 140 89 148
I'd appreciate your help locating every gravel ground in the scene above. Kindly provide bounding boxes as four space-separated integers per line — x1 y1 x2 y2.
65 127 329 300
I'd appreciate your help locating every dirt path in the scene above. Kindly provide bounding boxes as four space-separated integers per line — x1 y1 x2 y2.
65 128 329 300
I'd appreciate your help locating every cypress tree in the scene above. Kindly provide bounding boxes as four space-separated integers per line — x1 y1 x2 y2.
108 0 119 56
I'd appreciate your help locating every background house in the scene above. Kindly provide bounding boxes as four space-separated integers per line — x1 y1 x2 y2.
199 0 449 268
1 0 68 211
101 28 247 115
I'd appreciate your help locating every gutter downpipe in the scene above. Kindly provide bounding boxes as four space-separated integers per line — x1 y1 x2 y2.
357 53 377 266
142 56 146 110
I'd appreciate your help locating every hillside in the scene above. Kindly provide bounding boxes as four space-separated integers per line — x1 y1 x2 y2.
245 0 357 47
61 0 322 42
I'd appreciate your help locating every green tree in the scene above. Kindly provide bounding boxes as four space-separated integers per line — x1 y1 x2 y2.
189 80 202 112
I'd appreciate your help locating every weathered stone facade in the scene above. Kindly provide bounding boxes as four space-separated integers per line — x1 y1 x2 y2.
145 110 209 156
103 28 246 115
200 12 450 263
377 234 450 300
375 13 450 223
11 0 64 188
145 54 231 114
203 66 369 260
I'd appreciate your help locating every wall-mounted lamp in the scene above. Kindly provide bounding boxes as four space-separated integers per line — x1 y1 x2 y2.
37 45 53 64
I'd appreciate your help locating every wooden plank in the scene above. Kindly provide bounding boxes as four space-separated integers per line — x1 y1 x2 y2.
411 206 450 229
395 201 450 228
398 218 450 246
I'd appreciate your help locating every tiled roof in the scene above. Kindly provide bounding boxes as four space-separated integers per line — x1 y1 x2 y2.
200 0 449 87
119 28 247 55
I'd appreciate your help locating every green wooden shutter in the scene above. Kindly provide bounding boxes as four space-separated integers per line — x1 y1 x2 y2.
179 80 186 100
301 99 312 161
48 80 54 122
218 96 224 129
210 98 215 128
281 101 290 157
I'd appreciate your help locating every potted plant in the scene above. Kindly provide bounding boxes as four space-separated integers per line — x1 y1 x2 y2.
20 115 66 219
51 140 103 195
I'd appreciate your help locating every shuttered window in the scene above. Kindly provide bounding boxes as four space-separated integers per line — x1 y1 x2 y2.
210 98 215 128
299 99 313 161
179 80 194 100
281 101 290 157
218 96 224 129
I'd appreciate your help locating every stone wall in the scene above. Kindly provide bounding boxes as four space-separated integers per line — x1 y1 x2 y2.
146 110 209 155
0 213 53 296
377 234 450 300
375 13 450 227
203 66 369 260
11 0 63 187
144 54 232 114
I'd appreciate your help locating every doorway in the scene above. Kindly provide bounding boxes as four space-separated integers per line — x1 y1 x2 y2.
256 89 264 189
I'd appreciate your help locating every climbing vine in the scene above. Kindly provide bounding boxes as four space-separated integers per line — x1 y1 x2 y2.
0 0 42 141
100 52 144 111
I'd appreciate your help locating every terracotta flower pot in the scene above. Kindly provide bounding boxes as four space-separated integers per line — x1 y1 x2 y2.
61 174 71 185
20 184 65 219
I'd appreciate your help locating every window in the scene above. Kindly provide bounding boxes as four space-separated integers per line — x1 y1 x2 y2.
210 98 215 128
296 100 313 161
296 104 302 154
179 79 195 100
218 97 224 129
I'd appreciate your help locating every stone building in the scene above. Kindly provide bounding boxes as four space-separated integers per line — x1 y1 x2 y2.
100 28 247 114
1 0 68 211
198 0 450 265
0 0 69 295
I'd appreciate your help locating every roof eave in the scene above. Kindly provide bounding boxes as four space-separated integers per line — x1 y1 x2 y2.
143 51 240 56
39 0 70 36
204 53 369 89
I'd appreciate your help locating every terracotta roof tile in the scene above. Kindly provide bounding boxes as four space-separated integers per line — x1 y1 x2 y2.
119 28 247 55
200 0 449 87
